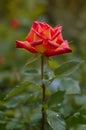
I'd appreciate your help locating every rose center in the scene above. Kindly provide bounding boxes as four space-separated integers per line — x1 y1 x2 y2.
35 45 45 53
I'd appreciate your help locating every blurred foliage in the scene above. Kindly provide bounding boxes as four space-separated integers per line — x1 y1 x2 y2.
0 0 86 130
46 0 86 89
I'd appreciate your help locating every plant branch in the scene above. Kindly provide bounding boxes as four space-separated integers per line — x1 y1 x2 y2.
41 55 46 130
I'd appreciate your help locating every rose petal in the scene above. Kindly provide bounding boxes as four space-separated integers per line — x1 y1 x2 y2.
30 40 43 46
32 21 52 40
32 21 49 32
51 26 62 40
50 27 55 37
26 29 35 42
31 27 44 40
41 28 51 39
56 33 64 44
54 25 62 32
32 21 43 32
51 32 60 41
48 41 59 48
35 44 45 53
38 21 50 30
16 40 37 53
44 40 72 56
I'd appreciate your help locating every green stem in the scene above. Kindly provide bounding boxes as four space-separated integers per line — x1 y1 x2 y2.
41 56 46 130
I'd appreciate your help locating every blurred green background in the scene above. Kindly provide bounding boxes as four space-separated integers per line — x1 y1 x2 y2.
0 0 86 130
0 0 86 92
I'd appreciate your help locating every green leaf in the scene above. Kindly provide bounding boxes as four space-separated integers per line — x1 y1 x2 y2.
67 124 86 130
23 107 42 125
66 105 86 129
60 104 73 118
47 91 65 107
44 70 54 81
75 95 86 105
24 54 41 67
54 60 83 76
58 78 80 94
47 110 66 130
80 104 86 115
5 95 31 108
24 69 39 75
5 82 35 99
48 59 58 69
74 125 86 130
66 112 86 129
29 107 42 125
6 118 24 130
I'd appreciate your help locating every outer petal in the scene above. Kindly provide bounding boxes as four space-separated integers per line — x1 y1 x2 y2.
26 28 35 42
54 25 62 32
44 40 72 57
16 40 37 53
56 33 64 44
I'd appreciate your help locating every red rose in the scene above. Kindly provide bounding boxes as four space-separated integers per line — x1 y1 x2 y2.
0 55 4 64
16 21 72 56
10 19 20 29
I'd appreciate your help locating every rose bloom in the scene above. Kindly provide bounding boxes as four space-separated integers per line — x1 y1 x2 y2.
16 21 72 56
10 19 20 29
0 56 4 64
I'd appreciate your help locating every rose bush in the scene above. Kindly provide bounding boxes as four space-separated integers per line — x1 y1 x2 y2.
16 21 72 56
